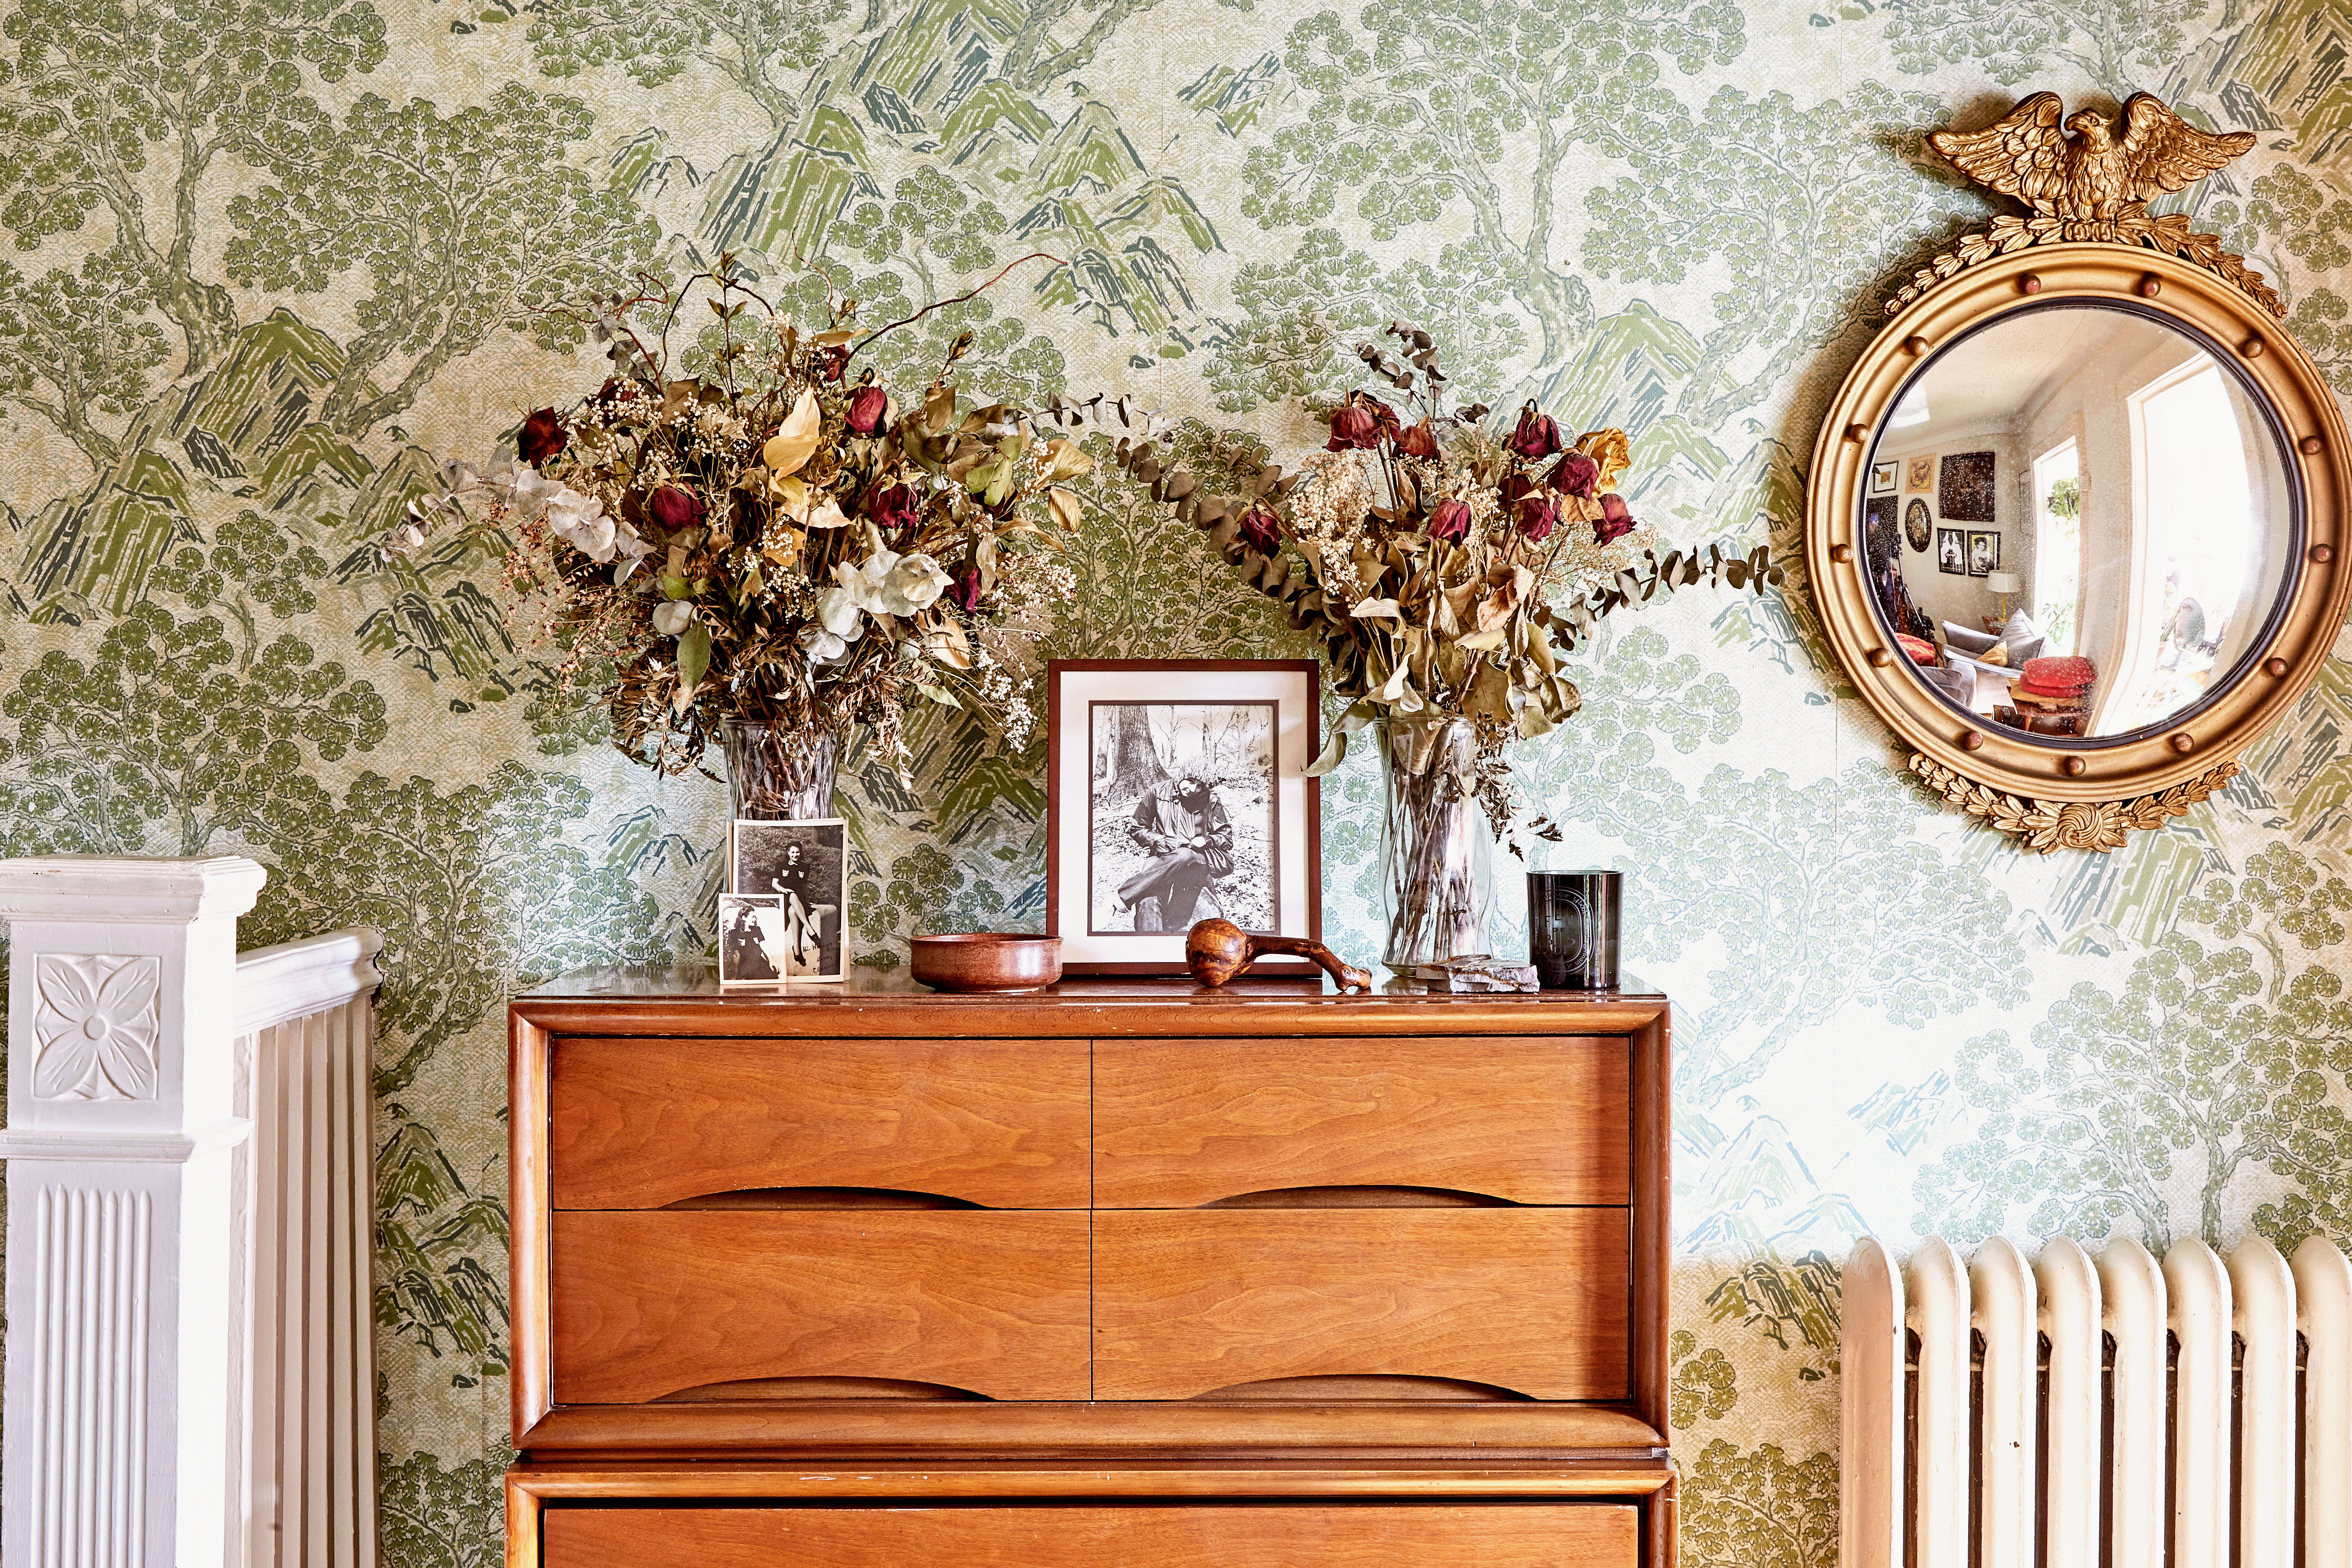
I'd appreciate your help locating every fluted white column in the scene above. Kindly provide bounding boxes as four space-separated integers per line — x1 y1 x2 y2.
0 856 268 1568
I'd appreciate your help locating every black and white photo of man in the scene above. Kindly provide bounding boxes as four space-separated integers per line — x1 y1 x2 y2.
1087 701 1276 935
728 818 847 980
1115 773 1234 930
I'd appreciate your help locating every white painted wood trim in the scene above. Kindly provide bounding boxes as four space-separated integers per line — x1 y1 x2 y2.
231 931 383 1038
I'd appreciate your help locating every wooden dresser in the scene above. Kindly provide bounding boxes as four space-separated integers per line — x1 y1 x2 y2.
505 972 1672 1567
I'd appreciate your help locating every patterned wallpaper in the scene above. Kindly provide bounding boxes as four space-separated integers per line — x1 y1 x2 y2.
3 0 2351 1560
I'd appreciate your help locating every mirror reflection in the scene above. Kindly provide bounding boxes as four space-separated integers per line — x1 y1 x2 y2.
1862 304 2295 740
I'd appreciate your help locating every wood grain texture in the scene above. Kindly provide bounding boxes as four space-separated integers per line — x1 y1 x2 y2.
541 1503 1639 1568
550 1035 1088 1209
1095 1036 1628 1207
1629 1016 1670 1440
511 1014 554 1439
514 1398 1668 1454
508 1458 1677 1500
511 982 1672 1042
551 1211 1089 1403
1094 1210 1629 1400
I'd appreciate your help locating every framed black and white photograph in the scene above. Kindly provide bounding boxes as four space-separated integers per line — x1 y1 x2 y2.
1047 660 1320 974
1904 498 1933 553
1869 459 1897 495
725 818 847 982
1967 530 2001 577
1937 528 1967 575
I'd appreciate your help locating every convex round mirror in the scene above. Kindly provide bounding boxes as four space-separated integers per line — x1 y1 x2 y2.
1861 302 2297 741
1808 93 2352 851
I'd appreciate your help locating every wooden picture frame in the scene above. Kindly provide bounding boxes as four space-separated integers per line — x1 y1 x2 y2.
1047 660 1320 974
1869 459 1898 495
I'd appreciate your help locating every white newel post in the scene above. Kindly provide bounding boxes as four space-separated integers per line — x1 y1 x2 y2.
0 856 269 1568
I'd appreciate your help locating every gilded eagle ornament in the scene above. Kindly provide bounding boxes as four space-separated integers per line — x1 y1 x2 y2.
1928 92 2255 232
1888 92 2281 316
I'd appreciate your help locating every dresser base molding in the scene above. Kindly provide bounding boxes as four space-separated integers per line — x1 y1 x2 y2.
507 1460 1678 1568
516 1398 1666 1456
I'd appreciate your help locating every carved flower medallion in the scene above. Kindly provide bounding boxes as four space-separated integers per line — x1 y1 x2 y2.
31 954 162 1101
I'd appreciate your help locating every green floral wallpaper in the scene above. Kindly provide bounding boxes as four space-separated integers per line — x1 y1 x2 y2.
3 0 2351 1558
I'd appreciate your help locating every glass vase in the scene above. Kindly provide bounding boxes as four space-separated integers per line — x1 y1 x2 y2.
1374 718 1495 971
721 719 841 823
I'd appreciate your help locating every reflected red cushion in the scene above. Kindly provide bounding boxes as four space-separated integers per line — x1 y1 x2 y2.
2019 655 2094 693
1895 633 1937 665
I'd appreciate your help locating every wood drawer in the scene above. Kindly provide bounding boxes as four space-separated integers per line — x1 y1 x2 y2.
551 1211 1089 1402
1093 1037 1629 1206
549 1036 1089 1209
541 1503 1640 1566
1092 1210 1629 1400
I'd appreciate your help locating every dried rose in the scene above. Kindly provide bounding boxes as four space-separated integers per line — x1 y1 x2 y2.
1497 470 1535 510
846 385 890 436
517 407 567 466
1237 502 1283 555
1595 492 1637 546
1427 498 1472 544
946 559 983 612
1516 493 1558 543
1545 451 1599 499
1327 391 1400 451
1397 419 1440 460
866 481 921 533
1326 402 1383 451
1507 405 1562 462
648 485 704 533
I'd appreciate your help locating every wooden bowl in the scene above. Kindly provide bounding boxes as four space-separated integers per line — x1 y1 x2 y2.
909 934 1063 993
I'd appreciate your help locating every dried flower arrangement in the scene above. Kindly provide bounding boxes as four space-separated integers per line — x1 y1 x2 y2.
1113 320 1783 836
385 255 1089 777
1113 320 1783 966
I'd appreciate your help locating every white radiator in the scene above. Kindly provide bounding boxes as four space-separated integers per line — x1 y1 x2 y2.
229 933 382 1568
1842 1233 2352 1568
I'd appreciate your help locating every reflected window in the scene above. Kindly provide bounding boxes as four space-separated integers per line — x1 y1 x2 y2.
2032 440 2080 656
2105 360 2254 731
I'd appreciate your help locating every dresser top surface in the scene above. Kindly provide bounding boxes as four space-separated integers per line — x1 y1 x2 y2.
512 967 1666 1036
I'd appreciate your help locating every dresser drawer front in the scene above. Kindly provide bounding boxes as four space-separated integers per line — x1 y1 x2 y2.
541 1503 1639 1566
1093 1036 1629 1207
551 1211 1089 1402
1093 1210 1629 1400
549 1036 1089 1209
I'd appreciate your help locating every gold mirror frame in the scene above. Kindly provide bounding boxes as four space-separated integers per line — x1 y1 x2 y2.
1808 94 2352 852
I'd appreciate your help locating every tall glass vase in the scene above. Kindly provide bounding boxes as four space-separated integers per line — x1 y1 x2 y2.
721 719 841 822
1374 718 1494 971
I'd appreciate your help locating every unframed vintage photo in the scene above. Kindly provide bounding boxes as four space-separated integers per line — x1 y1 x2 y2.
726 818 847 982
1088 702 1276 934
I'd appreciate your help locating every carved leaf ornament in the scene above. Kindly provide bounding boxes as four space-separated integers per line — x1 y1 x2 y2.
32 953 163 1100
1909 754 2239 853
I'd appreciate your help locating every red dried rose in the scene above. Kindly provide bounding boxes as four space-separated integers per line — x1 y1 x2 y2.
819 346 851 383
648 485 705 533
846 385 889 436
867 481 921 532
1545 451 1599 499
1327 404 1382 450
1516 493 1558 543
1237 502 1283 555
1397 419 1440 459
1497 470 1535 510
946 560 983 612
1427 498 1472 544
1507 405 1562 461
517 407 567 466
1595 492 1637 546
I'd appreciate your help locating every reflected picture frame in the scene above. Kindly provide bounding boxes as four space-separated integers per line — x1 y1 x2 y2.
1046 659 1320 975
1966 530 2000 577
1869 459 1898 495
1936 527 1967 575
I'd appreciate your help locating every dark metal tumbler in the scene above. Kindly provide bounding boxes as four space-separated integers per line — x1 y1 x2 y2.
1527 870 1621 990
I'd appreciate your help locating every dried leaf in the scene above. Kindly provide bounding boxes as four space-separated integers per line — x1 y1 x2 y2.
1048 487 1083 532
762 390 822 476
675 621 712 709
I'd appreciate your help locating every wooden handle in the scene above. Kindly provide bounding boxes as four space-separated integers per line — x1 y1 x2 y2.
1236 934 1373 994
